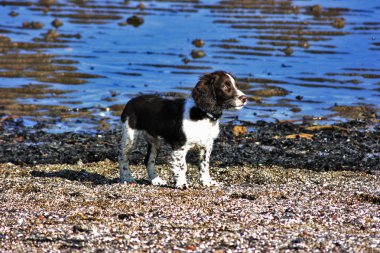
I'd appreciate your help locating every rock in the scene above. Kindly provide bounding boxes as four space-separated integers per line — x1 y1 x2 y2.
44 29 59 41
332 18 345 29
191 50 206 59
182 58 190 64
290 108 301 113
136 2 145 9
192 39 205 48
232 125 248 137
9 11 19 17
51 18 63 29
126 15 144 27
283 46 293 56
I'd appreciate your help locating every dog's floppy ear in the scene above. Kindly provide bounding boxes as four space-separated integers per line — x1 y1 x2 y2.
192 73 215 98
192 72 221 115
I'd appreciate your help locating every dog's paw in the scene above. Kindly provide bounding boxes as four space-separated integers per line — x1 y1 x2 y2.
174 173 189 189
175 182 189 190
120 177 137 184
175 178 189 189
151 177 167 186
201 178 220 187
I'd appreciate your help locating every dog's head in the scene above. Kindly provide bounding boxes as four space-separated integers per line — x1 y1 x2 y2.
192 71 247 116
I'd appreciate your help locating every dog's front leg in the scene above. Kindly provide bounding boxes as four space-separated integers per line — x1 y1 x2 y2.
199 144 219 187
171 146 189 189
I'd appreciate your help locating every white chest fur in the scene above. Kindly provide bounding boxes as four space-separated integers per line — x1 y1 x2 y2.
182 100 220 147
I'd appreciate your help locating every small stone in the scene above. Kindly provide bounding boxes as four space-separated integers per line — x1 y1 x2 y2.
126 15 144 27
17 218 24 225
9 11 19 17
44 29 59 41
332 18 345 29
232 125 247 137
291 238 303 244
22 21 31 28
192 39 205 48
291 107 301 113
34 22 44 29
191 50 206 59
185 245 197 251
283 46 293 56
73 225 90 233
51 18 63 29
136 2 145 9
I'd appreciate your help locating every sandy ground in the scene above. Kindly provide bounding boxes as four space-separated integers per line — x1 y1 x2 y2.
1 160 379 252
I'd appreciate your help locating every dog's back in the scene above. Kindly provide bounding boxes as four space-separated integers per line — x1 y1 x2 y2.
121 95 187 148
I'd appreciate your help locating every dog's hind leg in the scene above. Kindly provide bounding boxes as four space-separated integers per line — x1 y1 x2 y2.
145 137 167 186
119 121 137 183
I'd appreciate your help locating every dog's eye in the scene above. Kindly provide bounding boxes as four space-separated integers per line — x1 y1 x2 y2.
223 82 231 89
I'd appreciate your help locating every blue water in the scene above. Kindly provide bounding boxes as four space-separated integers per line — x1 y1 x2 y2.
0 0 379 132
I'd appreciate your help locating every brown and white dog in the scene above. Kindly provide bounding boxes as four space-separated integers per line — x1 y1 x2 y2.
119 71 247 188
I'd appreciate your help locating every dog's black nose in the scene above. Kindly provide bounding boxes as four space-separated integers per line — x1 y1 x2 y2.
239 95 247 103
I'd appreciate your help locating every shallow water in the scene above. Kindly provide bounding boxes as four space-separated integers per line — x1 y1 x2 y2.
0 0 379 132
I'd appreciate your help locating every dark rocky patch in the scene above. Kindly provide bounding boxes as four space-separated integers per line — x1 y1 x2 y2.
0 116 379 171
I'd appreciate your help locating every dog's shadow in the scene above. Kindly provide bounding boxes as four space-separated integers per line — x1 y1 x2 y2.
30 169 118 185
30 169 160 186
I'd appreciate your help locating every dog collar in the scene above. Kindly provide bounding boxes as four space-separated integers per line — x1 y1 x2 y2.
205 112 221 121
